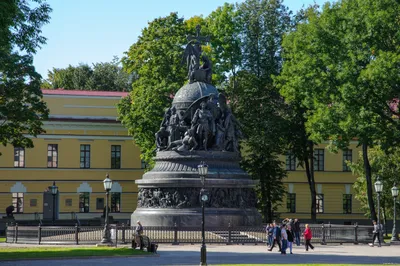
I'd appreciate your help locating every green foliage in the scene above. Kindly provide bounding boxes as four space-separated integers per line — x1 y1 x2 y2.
0 0 51 151
351 146 400 220
44 56 132 91
118 13 188 164
277 0 400 221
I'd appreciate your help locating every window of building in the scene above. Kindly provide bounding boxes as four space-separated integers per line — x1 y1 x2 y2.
343 194 352 214
14 147 25 168
343 149 352 172
80 145 90 168
111 145 121 169
313 149 324 171
30 199 37 207
316 194 324 213
286 193 296 213
47 144 58 168
141 159 147 169
65 199 72 207
12 193 24 213
111 192 121 213
79 192 90 213
285 151 296 171
96 198 104 210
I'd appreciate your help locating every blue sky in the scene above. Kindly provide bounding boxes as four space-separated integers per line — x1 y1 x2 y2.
34 0 328 79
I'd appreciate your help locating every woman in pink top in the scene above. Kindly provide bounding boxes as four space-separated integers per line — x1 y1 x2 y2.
303 224 314 251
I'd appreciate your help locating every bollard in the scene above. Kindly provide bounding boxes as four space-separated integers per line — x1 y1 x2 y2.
354 222 358 245
38 224 42 245
75 223 79 245
321 223 326 245
227 223 232 245
172 223 179 245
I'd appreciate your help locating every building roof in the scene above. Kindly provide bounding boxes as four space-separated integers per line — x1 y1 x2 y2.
41 89 129 97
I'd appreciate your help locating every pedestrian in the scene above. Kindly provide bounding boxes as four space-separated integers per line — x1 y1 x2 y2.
268 222 282 252
293 218 301 246
281 224 288 255
303 224 314 251
369 220 382 247
134 220 144 249
287 225 294 254
266 223 274 248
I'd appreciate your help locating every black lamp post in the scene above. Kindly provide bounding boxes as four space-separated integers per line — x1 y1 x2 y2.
374 177 383 244
100 173 113 245
198 161 209 266
391 184 399 242
50 181 58 225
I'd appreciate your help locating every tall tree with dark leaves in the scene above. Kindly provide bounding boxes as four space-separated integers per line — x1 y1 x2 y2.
117 13 188 165
226 0 291 222
277 0 400 222
0 0 51 151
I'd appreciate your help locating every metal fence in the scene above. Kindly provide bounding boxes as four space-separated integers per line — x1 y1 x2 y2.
5 223 374 246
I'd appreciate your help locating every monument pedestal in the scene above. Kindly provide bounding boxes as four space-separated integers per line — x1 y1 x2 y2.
131 150 262 227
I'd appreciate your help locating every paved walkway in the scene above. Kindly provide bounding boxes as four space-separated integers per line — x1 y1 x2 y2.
1 243 400 265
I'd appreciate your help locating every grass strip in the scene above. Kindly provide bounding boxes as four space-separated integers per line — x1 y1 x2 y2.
0 247 149 260
218 265 400 266
0 238 6 243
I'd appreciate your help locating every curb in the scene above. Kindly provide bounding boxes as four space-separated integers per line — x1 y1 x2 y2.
0 254 160 262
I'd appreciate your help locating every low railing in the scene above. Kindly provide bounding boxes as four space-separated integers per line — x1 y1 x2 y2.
5 223 374 245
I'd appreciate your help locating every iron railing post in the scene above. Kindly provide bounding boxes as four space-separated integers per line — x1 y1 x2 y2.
38 224 42 245
15 223 18 243
115 225 118 248
75 223 79 245
121 223 126 243
354 222 358 245
173 223 179 245
321 223 326 245
5 223 8 243
227 223 232 245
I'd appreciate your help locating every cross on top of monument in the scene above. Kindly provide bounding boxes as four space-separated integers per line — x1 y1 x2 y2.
187 24 210 44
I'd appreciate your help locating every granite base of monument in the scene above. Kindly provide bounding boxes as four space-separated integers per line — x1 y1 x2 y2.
131 208 261 227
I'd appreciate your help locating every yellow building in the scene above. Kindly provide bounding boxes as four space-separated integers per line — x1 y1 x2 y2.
277 142 369 224
0 89 143 223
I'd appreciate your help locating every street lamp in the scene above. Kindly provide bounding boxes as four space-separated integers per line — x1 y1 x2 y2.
100 173 113 245
198 161 209 266
374 177 383 244
50 181 58 225
391 184 399 242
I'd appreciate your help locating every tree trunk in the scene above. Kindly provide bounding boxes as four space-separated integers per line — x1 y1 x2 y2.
260 177 269 223
305 140 317 222
362 143 377 221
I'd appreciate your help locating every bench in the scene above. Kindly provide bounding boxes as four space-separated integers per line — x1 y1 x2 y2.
132 235 157 253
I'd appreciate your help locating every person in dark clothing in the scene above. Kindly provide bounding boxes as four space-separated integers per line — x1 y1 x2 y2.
268 222 282 252
293 218 301 246
287 225 294 254
370 220 382 247
266 223 274 248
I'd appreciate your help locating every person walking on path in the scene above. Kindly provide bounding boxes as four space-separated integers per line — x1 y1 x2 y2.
281 224 288 255
268 222 282 252
287 225 294 254
370 220 382 247
293 218 301 246
303 224 314 251
266 223 274 248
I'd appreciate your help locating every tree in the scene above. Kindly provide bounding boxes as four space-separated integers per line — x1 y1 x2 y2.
351 146 400 230
118 13 188 165
276 0 400 222
44 57 132 91
0 0 51 151
223 0 291 222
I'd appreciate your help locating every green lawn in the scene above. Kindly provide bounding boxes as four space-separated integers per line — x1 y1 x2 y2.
0 247 149 260
0 238 6 243
219 265 400 266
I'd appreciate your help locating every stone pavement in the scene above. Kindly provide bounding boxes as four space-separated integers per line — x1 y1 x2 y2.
1 243 400 265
